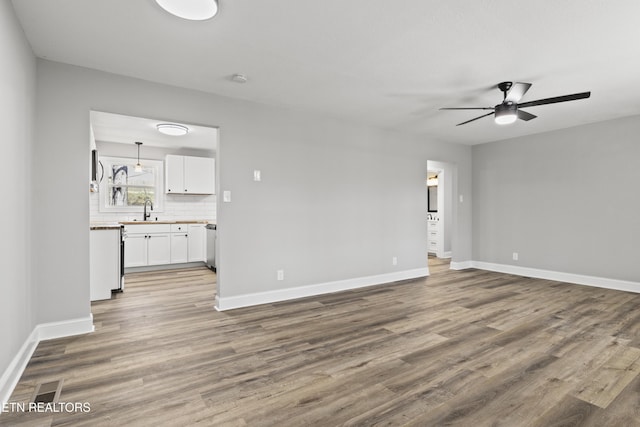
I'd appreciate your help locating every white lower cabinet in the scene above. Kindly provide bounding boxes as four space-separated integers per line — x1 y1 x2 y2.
90 228 121 301
187 224 206 262
147 234 171 265
124 233 148 267
170 224 189 264
427 220 439 255
124 224 171 267
125 223 207 268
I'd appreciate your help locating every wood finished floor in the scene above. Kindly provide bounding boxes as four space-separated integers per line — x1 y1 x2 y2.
3 259 640 426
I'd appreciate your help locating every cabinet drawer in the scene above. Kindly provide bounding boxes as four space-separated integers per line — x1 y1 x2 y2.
428 230 438 239
428 240 438 249
170 224 189 233
123 223 171 234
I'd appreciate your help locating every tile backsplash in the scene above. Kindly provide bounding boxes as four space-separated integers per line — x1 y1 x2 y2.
90 192 216 223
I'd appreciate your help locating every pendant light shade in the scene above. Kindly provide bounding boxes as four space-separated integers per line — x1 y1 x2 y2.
135 141 143 172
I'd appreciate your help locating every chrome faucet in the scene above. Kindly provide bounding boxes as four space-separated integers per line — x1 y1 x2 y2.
143 198 153 221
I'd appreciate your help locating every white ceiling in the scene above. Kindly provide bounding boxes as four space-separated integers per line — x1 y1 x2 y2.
12 1 640 145
90 111 218 151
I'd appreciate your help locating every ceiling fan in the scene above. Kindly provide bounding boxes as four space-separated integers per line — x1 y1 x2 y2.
440 82 591 126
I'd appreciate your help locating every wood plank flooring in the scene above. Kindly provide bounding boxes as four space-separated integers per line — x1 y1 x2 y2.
3 258 640 426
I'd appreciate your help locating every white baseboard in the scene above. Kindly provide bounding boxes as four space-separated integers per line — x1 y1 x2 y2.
0 315 94 406
0 329 39 409
443 251 452 259
450 260 474 270
216 268 430 311
458 261 640 294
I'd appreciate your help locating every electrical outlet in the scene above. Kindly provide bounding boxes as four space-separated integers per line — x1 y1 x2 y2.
253 170 261 182
223 191 231 202
392 256 398 266
512 252 519 261
277 270 284 281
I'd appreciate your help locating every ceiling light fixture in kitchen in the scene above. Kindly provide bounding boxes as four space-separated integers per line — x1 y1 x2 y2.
156 123 189 136
155 0 219 21
134 141 143 172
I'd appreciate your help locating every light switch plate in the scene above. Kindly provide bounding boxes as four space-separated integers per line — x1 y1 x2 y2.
253 170 261 182
223 191 231 202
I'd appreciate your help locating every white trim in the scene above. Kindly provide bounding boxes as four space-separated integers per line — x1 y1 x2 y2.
35 314 94 341
462 261 640 294
0 315 94 407
0 329 38 408
216 268 430 311
450 260 473 270
443 251 452 259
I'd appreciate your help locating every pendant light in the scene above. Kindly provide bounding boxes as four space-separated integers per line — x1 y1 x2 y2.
135 142 143 172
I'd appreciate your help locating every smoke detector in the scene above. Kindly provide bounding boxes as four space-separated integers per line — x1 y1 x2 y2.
231 74 248 84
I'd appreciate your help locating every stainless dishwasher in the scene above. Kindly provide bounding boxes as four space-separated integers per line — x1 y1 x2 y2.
206 224 216 271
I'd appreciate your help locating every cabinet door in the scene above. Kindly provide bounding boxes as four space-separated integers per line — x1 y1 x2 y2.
124 234 147 267
184 156 215 194
147 233 171 265
165 154 184 194
188 224 205 262
170 233 189 264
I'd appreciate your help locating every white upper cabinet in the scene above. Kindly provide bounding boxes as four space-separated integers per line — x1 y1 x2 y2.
165 155 215 194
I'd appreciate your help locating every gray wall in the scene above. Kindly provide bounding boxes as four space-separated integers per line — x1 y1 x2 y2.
472 116 640 282
33 59 472 322
0 0 36 383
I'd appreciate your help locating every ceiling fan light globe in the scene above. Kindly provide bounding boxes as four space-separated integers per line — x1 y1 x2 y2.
495 113 517 125
494 103 518 125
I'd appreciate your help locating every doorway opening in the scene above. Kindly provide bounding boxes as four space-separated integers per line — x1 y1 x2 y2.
426 160 456 269
88 110 219 307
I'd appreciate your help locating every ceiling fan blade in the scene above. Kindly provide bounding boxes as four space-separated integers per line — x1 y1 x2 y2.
505 82 532 103
456 111 494 126
440 107 493 110
517 109 537 121
517 91 591 108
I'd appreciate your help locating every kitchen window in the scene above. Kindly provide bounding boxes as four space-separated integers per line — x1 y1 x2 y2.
99 156 164 213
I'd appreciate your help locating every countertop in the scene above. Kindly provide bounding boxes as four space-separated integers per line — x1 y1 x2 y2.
90 220 214 230
90 223 122 231
119 220 211 225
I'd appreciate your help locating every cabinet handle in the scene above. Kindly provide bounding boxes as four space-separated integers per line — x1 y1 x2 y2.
185 234 188 237
185 189 188 192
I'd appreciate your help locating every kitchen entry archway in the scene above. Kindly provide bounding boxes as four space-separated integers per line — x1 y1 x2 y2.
88 110 219 306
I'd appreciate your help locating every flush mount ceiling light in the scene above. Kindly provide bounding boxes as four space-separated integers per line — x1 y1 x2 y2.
134 141 143 172
155 0 219 21
156 123 189 136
